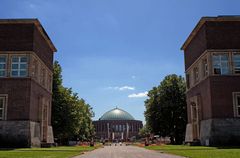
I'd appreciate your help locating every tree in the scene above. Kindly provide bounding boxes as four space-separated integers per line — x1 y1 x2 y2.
144 74 187 144
139 125 151 138
52 61 95 145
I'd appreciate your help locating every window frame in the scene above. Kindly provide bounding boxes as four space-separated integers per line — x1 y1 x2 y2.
0 55 7 77
232 53 240 74
233 92 240 117
202 58 208 77
193 67 199 83
186 73 190 89
0 95 8 120
212 53 230 75
11 56 28 77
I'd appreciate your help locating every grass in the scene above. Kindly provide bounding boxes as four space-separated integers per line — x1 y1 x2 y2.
145 145 240 158
0 146 95 158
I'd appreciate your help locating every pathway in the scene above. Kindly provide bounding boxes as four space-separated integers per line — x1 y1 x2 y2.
73 144 185 158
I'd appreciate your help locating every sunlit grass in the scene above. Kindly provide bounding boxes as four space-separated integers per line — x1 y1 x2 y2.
0 146 95 158
145 145 240 158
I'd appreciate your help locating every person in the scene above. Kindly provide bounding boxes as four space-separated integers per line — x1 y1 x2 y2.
90 138 94 147
145 138 149 146
102 139 105 145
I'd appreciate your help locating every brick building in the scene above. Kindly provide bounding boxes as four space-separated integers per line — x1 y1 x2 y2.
181 16 240 146
93 107 143 141
0 19 56 147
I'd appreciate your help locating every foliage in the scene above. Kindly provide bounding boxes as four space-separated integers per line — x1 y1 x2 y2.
145 145 240 158
139 125 151 138
144 74 187 144
0 146 94 158
52 61 95 145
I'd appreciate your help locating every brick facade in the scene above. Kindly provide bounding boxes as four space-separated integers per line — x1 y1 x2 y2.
0 19 56 147
182 16 240 146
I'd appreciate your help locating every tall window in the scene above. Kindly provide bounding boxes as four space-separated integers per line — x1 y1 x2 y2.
119 125 122 132
31 59 39 79
0 56 6 77
202 58 208 77
193 67 199 83
212 54 229 75
233 53 240 74
48 74 52 92
11 56 28 77
41 68 46 86
186 74 190 89
233 93 240 117
0 97 6 120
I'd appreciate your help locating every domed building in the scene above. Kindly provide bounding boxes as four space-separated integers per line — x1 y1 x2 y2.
93 107 143 141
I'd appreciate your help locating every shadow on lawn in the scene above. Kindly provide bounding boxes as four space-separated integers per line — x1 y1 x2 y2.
155 146 240 151
13 150 86 152
159 148 216 151
0 148 91 152
217 146 240 149
0 148 15 151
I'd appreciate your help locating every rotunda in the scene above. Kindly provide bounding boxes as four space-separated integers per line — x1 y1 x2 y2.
93 107 143 141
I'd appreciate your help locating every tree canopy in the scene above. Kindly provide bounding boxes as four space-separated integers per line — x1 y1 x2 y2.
144 74 187 144
52 61 95 145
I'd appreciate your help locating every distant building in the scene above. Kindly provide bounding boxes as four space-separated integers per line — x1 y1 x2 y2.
93 107 143 141
0 19 57 147
181 16 240 146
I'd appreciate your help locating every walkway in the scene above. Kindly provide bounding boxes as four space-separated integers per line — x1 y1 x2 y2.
74 144 185 158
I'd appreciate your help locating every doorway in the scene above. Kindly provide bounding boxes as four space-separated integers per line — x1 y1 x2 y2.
190 101 200 140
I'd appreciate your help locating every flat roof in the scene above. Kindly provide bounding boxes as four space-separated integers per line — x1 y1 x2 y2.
0 19 57 52
181 16 240 51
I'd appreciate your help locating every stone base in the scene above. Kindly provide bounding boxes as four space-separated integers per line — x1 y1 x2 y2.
0 120 54 147
185 118 240 146
185 123 193 143
47 126 54 143
200 118 240 146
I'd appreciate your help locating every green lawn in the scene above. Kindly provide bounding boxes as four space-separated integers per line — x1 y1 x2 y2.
145 145 240 158
0 146 95 158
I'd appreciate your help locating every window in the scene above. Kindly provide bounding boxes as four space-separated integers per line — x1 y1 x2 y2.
11 56 28 77
119 125 122 132
186 74 190 89
48 74 52 92
233 93 240 117
233 53 240 74
202 58 208 77
212 54 229 75
41 68 46 86
31 59 39 79
0 56 6 77
193 67 199 83
0 97 6 120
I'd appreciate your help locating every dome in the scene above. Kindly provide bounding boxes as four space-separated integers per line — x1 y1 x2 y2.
99 107 135 120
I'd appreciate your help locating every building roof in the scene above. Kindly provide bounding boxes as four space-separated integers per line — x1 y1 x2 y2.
99 107 135 121
0 18 57 52
181 16 240 51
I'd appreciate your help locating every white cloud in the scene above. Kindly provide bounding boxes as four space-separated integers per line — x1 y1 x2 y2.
119 86 135 91
107 86 135 91
128 91 148 98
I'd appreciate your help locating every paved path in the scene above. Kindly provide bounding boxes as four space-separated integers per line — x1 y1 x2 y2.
74 144 184 158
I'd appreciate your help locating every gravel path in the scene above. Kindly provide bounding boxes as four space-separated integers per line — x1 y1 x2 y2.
73 144 185 158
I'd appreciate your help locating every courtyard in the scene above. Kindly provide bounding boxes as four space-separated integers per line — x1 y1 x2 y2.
0 144 239 158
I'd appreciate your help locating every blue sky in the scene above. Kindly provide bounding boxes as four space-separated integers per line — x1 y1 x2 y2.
1 0 239 122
